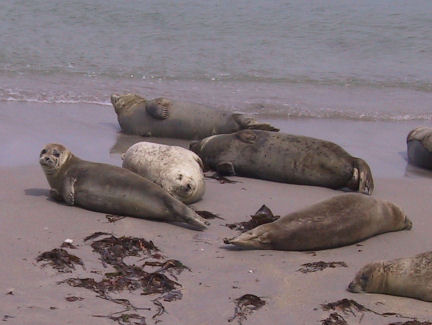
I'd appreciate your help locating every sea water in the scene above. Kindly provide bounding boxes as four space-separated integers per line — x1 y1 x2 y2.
1 0 431 120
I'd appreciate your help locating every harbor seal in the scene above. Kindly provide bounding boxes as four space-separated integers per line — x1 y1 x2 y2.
348 251 432 302
190 130 374 194
407 126 432 169
224 193 411 250
111 93 279 139
122 141 205 204
39 143 209 230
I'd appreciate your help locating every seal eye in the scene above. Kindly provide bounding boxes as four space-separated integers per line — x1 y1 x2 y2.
53 150 60 158
40 149 47 156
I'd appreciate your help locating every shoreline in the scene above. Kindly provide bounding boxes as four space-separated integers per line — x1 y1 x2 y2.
1 101 432 324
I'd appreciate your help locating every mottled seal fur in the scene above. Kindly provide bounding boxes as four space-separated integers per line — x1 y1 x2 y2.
348 251 432 302
39 143 208 230
407 127 432 169
122 142 205 204
190 130 374 194
224 193 411 250
111 93 278 139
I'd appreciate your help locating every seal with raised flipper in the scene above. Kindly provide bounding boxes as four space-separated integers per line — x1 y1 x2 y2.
348 251 432 302
407 126 432 169
110 93 279 139
190 130 374 194
224 193 411 250
39 143 209 230
122 141 205 204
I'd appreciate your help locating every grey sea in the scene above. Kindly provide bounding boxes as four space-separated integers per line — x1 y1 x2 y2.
1 0 432 120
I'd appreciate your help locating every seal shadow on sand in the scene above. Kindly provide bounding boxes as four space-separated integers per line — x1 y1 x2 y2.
24 188 50 197
400 151 432 178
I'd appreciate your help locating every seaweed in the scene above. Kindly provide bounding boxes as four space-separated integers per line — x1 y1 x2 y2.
226 205 280 232
194 210 224 220
321 313 348 325
36 248 84 273
38 233 187 324
228 294 266 325
106 214 127 223
297 261 347 273
389 322 432 325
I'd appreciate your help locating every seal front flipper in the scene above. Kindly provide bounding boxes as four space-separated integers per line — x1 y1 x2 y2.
216 161 236 176
232 114 279 132
62 177 77 205
146 97 171 120
49 189 63 202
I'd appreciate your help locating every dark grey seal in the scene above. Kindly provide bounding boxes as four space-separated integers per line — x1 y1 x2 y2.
39 143 209 230
407 127 432 169
111 93 278 139
224 193 411 251
190 130 374 194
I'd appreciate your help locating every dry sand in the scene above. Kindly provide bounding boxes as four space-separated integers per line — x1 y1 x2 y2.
1 101 432 324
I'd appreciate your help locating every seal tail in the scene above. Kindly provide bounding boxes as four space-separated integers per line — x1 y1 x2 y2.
233 114 279 132
353 158 374 195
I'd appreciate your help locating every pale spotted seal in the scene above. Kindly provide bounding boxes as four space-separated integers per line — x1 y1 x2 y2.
348 251 432 302
122 141 205 204
110 93 278 139
224 193 411 250
190 130 374 194
39 143 209 230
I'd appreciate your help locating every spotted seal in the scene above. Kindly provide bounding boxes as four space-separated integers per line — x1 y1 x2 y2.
111 93 278 139
122 141 205 204
348 251 432 302
224 193 411 250
190 130 374 194
39 143 208 230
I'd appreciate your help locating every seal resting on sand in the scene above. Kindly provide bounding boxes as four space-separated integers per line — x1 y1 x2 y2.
110 93 278 139
190 130 374 194
348 251 432 302
224 193 411 250
122 141 205 204
407 127 432 169
39 143 208 230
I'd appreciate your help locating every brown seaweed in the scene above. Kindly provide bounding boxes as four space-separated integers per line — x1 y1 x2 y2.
36 248 84 272
106 214 127 223
93 313 147 325
194 210 224 220
297 261 347 273
389 322 432 325
226 205 280 232
65 296 84 302
321 313 348 325
228 294 266 325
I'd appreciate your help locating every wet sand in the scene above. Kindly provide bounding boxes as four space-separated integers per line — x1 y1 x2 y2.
1 101 432 324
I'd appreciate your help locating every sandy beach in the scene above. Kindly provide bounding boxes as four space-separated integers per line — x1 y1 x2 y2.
1 101 432 325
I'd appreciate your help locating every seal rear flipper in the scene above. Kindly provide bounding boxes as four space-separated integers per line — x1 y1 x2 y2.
174 208 210 230
232 114 279 132
353 158 374 195
146 97 171 120
216 161 236 176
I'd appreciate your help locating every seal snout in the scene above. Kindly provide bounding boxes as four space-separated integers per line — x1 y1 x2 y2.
189 140 201 154
347 281 359 293
110 94 120 105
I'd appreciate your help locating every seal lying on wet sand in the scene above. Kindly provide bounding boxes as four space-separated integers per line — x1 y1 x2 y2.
224 193 411 250
407 126 432 169
348 251 432 302
122 141 205 204
111 93 278 139
39 143 209 230
190 130 374 194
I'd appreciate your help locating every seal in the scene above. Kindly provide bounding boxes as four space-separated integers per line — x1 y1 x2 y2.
348 251 432 302
190 130 374 194
39 143 209 230
110 93 279 139
122 141 205 204
407 126 432 169
224 193 412 250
